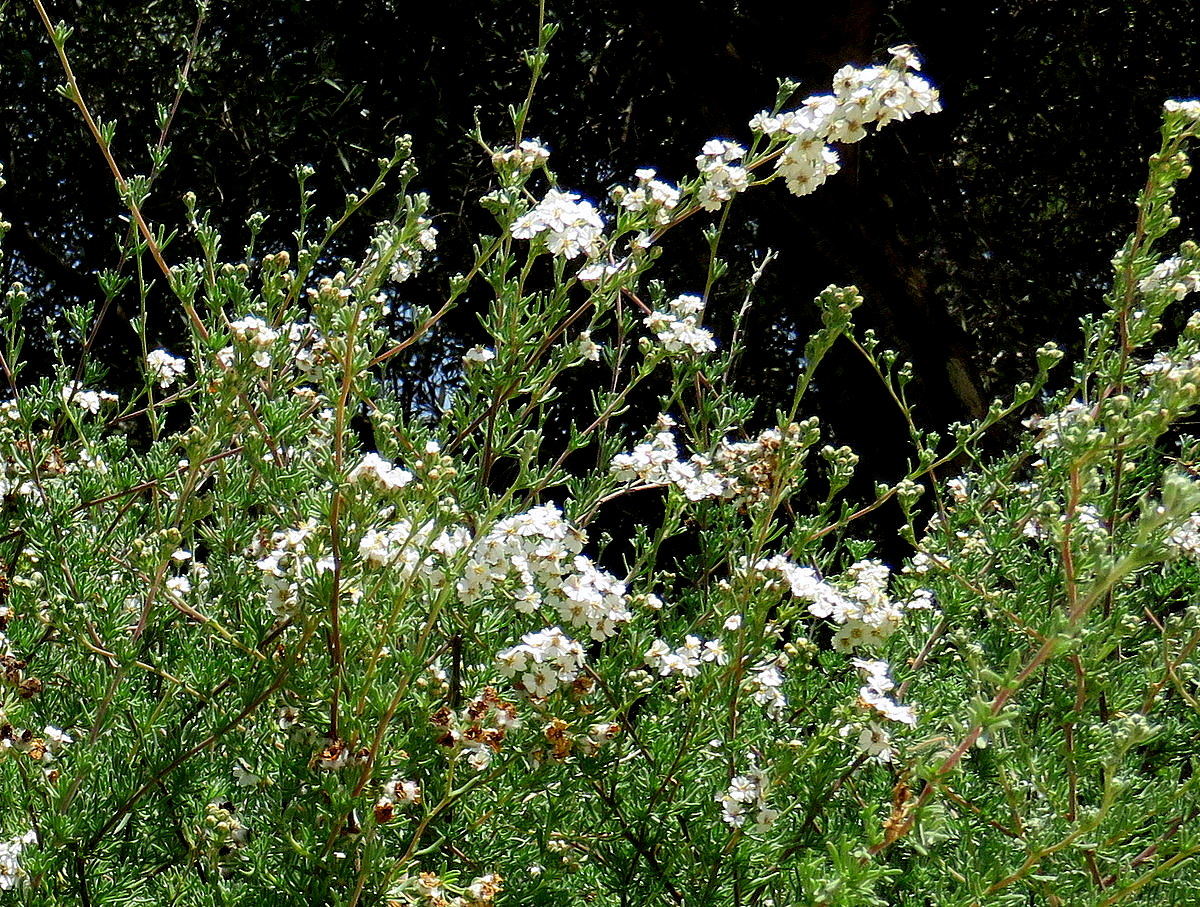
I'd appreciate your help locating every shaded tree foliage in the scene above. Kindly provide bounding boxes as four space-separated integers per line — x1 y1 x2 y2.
2 0 1198 469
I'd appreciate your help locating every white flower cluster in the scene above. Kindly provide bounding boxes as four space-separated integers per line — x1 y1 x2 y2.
431 686 522 770
757 556 932 652
1165 98 1200 123
717 760 777 830
348 452 413 492
511 188 606 259
577 257 635 283
576 330 602 361
618 167 682 226
223 314 280 369
496 626 587 697
1140 349 1200 383
213 314 330 387
1022 501 1109 544
404 220 439 283
61 382 117 414
359 517 469 579
745 656 788 718
695 139 750 211
491 138 551 173
460 503 632 642
391 219 438 284
254 520 335 618
391 869 503 906
611 414 729 501
286 320 329 376
1023 400 1101 455
0 724 73 767
839 658 916 765
0 457 34 499
644 633 730 677
1167 511 1200 559
146 349 186 388
0 829 36 891
752 45 940 197
367 215 438 284
1139 255 1200 300
852 657 916 726
643 616 785 717
643 293 718 355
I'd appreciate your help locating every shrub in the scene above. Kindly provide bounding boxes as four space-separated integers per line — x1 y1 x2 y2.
1 6 1199 905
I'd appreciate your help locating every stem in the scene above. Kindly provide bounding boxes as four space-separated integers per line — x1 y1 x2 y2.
31 0 210 342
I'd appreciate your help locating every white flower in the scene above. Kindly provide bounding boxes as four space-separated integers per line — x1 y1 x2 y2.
378 777 422 813
463 345 496 364
854 722 896 763
727 775 757 802
702 639 729 665
43 725 73 753
577 331 602 361
233 759 263 787
523 662 560 697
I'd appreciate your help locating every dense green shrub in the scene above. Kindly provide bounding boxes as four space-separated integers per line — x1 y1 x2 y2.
1 6 1198 905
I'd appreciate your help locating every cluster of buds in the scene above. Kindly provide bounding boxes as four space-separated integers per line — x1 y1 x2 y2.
0 723 72 773
200 800 250 875
491 138 551 174
712 419 820 507
223 314 280 370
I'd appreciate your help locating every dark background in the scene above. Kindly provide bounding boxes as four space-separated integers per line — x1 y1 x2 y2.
3 0 1198 478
